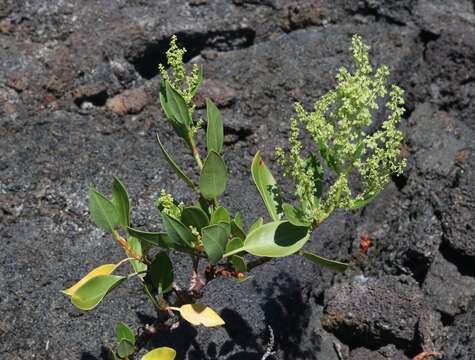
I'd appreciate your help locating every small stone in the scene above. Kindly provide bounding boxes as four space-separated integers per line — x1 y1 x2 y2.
194 79 236 108
6 76 28 92
106 87 148 115
72 84 107 105
3 102 16 114
0 18 12 33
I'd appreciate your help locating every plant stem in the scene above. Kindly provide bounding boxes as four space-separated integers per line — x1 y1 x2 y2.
187 130 203 170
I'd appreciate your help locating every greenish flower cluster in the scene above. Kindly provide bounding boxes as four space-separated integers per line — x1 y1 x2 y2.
159 35 204 141
158 35 202 111
156 189 183 219
276 34 406 225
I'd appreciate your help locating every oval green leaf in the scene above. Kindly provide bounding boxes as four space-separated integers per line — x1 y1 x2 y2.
199 151 228 200
62 263 117 297
299 250 349 272
71 275 126 310
210 206 230 225
142 347 176 360
225 237 244 255
156 134 196 191
181 206 209 231
165 81 191 126
161 213 195 248
251 151 282 222
231 255 247 273
248 217 263 233
206 99 224 153
117 340 135 358
150 251 174 294
127 237 147 275
116 322 135 344
127 227 172 249
202 223 230 265
111 177 130 230
282 203 311 227
89 187 120 232
226 221 309 258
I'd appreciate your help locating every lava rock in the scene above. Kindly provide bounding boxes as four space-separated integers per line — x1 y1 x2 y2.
322 275 431 351
194 79 236 108
106 87 148 115
444 305 475 359
350 345 407 360
423 253 475 318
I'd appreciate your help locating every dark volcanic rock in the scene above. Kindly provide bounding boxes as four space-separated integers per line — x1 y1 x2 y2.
350 345 407 360
444 307 475 359
423 253 475 319
2 0 475 359
322 275 434 352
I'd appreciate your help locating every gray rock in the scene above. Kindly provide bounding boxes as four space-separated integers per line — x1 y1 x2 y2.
322 275 433 350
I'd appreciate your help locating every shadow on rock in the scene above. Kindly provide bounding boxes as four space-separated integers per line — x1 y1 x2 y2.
256 272 319 360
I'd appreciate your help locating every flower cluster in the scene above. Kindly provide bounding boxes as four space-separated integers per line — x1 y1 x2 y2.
276 35 406 224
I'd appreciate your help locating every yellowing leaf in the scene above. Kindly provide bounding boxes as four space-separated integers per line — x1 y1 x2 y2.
61 264 117 297
176 304 225 327
142 347 176 360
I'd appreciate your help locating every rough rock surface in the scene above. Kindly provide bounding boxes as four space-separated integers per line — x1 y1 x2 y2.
1 0 475 359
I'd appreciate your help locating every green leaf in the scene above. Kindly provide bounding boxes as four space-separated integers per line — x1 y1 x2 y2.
165 81 191 126
159 80 174 120
206 99 224 153
304 154 324 201
300 251 349 272
127 227 172 249
161 213 195 248
225 221 309 258
156 134 196 191
231 255 247 273
350 192 379 209
234 212 243 229
248 217 263 233
202 223 230 265
231 221 246 241
181 206 209 231
127 237 147 275
251 151 282 222
116 322 135 344
117 340 134 358
319 140 340 173
107 349 119 360
150 251 174 294
199 151 228 200
111 178 130 230
142 347 176 360
210 206 230 224
62 263 118 297
282 203 312 227
71 275 126 310
225 237 244 254
89 188 120 232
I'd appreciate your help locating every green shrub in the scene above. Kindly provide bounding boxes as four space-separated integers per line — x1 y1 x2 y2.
61 34 405 359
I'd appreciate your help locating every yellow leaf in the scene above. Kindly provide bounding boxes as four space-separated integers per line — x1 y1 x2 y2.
142 347 176 360
61 264 117 297
178 303 225 327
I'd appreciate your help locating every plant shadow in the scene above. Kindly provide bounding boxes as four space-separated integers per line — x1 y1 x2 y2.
82 272 317 359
